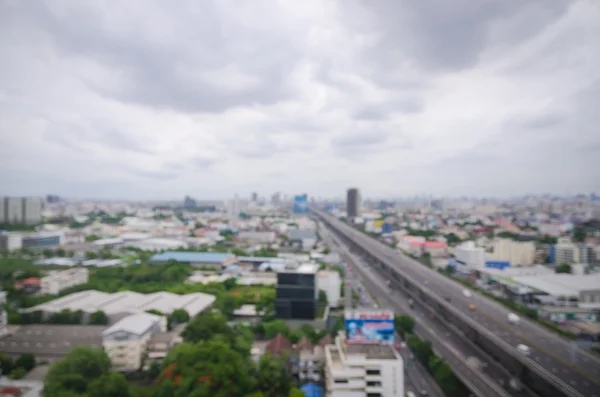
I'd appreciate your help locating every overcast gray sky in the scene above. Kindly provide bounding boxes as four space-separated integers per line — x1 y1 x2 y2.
1 0 599 200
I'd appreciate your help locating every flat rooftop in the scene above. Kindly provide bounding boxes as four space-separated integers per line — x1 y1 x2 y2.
513 274 600 297
150 251 234 263
345 343 398 360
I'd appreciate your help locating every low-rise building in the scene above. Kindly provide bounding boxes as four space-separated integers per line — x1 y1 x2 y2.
492 239 535 266
40 268 89 295
454 241 485 270
237 231 277 244
103 312 166 372
317 270 341 308
324 332 404 397
149 251 236 268
0 231 63 252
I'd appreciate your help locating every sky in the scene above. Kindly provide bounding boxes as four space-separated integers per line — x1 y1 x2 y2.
1 0 599 200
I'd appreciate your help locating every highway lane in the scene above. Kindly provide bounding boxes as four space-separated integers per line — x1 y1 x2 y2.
322 213 600 397
322 226 515 397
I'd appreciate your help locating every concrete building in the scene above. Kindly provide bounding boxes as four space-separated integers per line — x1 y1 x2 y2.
0 291 7 337
317 270 341 308
324 332 404 397
454 241 485 270
287 229 317 250
40 268 89 295
346 188 361 219
0 197 43 225
275 264 319 320
492 239 535 266
512 274 600 309
237 231 277 244
0 231 63 252
149 251 236 268
102 312 166 372
550 239 581 265
127 238 188 251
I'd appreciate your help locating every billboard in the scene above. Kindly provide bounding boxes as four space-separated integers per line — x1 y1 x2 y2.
293 194 308 214
382 223 393 234
485 260 511 270
345 310 395 345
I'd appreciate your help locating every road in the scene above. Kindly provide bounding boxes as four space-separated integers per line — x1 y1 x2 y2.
322 225 516 397
344 260 443 397
319 212 600 397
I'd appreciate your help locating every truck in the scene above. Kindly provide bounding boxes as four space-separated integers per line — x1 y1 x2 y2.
508 313 520 325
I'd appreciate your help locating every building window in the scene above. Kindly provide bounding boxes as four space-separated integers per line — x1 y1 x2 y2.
366 369 380 376
367 381 382 387
334 379 348 384
366 394 382 397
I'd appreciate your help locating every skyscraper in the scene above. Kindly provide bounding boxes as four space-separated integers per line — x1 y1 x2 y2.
346 188 361 218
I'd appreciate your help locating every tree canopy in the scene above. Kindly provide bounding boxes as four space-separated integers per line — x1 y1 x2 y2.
43 346 131 397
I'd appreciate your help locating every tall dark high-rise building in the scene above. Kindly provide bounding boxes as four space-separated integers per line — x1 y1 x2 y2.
183 195 197 209
275 264 318 320
346 188 361 218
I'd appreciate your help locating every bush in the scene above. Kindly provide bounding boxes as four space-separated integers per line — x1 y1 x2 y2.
9 367 27 379
16 353 36 372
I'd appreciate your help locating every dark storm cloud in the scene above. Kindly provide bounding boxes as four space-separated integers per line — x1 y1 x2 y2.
347 0 569 71
11 1 300 113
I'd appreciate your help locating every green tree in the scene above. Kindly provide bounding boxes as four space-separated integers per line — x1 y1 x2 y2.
9 367 27 379
322 248 330 254
89 310 109 325
217 294 242 318
169 309 190 325
573 227 587 243
0 354 14 374
444 233 461 245
85 234 101 242
394 315 416 339
256 354 293 397
15 353 36 372
43 346 114 397
182 313 233 343
289 388 305 397
556 263 572 274
87 372 132 397
318 290 328 305
255 293 275 320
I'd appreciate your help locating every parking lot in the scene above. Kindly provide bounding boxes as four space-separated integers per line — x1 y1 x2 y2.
0 325 105 361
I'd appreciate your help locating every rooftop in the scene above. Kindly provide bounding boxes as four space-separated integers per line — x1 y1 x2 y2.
150 251 234 264
344 341 399 360
237 256 285 263
23 289 216 317
513 274 600 297
288 229 317 240
265 333 293 355
103 312 160 337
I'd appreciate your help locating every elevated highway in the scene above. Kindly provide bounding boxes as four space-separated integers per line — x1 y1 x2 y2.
315 210 600 397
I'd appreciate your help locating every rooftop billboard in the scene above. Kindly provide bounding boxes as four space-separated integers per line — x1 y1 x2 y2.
293 195 308 214
345 310 395 345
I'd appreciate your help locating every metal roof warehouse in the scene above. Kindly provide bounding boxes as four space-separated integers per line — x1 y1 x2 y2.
22 289 216 318
150 251 236 266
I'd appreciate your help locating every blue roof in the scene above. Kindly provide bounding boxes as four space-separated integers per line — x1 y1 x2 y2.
300 383 322 397
150 251 234 263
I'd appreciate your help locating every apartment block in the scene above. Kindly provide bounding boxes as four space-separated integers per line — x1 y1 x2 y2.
492 239 536 266
103 313 167 372
0 197 43 225
41 268 89 295
454 241 485 269
325 332 404 397
549 238 581 265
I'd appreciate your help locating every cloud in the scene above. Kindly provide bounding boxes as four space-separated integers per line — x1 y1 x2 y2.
0 0 599 200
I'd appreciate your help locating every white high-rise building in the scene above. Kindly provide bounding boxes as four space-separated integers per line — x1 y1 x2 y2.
325 332 404 397
317 270 341 308
454 241 485 270
0 197 43 225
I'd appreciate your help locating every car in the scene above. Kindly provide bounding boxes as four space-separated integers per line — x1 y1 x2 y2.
463 289 472 298
420 389 428 396
516 344 530 356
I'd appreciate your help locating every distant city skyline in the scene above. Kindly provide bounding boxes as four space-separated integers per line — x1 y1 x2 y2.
1 1 599 200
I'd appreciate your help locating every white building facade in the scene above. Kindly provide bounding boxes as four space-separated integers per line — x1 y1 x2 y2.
317 270 341 308
325 332 404 397
454 241 485 269
492 239 535 266
103 313 167 372
41 268 89 295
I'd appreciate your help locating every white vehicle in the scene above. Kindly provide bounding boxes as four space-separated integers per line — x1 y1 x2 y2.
516 344 530 356
463 289 472 298
508 313 520 325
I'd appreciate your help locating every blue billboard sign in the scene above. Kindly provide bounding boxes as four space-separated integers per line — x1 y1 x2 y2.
293 195 308 214
485 260 511 270
382 223 393 234
345 310 395 345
